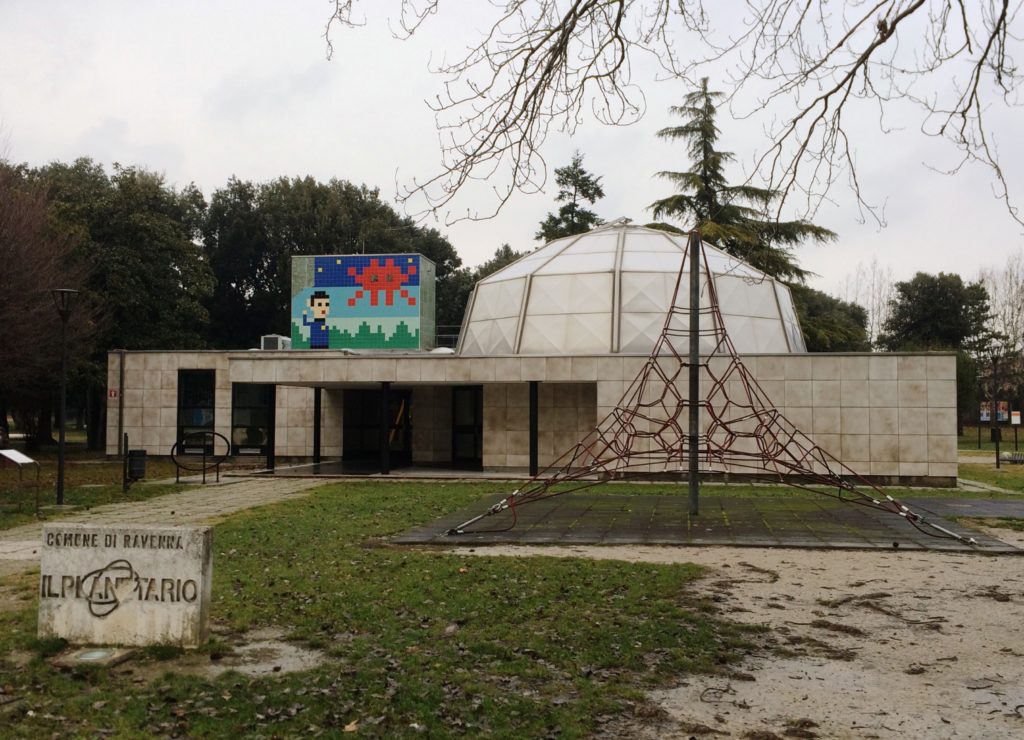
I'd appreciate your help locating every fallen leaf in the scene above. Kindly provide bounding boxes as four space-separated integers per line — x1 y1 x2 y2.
965 679 994 690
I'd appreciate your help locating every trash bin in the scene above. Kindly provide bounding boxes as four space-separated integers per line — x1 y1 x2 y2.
990 428 1002 443
127 449 147 480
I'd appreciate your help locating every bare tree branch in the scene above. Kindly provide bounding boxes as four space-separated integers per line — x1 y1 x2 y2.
839 257 896 345
979 247 1024 352
325 1 1024 226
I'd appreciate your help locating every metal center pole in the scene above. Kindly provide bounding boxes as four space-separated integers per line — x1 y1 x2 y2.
688 231 701 516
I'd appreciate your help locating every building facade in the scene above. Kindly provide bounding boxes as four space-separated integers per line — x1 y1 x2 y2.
104 225 959 485
106 349 958 484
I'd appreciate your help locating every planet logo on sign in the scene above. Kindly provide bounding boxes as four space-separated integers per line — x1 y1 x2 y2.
83 559 139 618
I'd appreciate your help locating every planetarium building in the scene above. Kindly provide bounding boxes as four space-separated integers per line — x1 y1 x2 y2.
106 223 958 484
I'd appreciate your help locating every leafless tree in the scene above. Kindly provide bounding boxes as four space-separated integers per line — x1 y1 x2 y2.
0 163 88 447
325 1 1023 226
979 248 1024 352
838 257 895 346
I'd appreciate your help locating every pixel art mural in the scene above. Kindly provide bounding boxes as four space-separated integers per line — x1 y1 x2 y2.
291 254 436 350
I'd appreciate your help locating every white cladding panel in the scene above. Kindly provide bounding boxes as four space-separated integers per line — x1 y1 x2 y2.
470 278 526 321
463 317 519 355
520 313 611 354
619 312 667 353
715 275 783 319
621 251 685 273
561 231 619 254
722 315 790 353
784 320 805 352
774 282 807 352
535 251 615 275
703 250 762 278
528 274 613 314
620 272 678 313
487 252 552 281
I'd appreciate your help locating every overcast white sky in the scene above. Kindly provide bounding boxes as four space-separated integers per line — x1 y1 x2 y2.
2 1 1022 298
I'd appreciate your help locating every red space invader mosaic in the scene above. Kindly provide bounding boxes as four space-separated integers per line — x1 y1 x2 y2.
346 258 418 307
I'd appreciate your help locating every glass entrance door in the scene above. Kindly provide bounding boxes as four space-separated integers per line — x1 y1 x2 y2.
451 386 483 470
343 389 413 469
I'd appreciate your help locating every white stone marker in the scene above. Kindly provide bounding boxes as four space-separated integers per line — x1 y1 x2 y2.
38 524 212 648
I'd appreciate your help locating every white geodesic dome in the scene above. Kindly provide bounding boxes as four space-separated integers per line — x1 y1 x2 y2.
457 222 806 356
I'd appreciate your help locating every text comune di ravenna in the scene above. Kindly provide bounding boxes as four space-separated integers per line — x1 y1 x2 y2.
44 531 186 550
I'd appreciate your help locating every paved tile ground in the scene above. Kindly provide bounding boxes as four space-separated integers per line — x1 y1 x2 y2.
395 493 1022 553
0 477 324 577
904 497 1024 518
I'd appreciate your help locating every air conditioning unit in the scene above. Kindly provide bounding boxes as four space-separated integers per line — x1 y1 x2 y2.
260 334 292 351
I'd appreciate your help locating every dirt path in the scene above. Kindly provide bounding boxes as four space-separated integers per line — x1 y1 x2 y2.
468 530 1024 739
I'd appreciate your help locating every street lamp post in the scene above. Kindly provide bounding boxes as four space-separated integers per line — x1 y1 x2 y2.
52 289 77 506
989 342 1003 470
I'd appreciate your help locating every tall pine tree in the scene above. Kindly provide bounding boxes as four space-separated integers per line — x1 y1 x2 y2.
536 151 604 242
649 78 834 282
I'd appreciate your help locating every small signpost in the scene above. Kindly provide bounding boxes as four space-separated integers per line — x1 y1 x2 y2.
0 448 42 515
38 524 212 647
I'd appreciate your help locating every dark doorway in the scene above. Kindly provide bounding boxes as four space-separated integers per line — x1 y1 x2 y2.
343 388 413 469
451 386 483 470
231 383 275 456
177 370 215 454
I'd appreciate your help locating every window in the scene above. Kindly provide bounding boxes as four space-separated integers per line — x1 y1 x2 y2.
177 370 215 453
231 383 275 455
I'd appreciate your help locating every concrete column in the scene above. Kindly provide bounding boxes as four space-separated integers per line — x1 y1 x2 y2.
313 387 322 464
379 382 391 475
266 385 277 471
529 381 539 476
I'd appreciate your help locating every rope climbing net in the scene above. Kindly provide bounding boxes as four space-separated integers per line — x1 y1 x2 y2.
449 235 974 545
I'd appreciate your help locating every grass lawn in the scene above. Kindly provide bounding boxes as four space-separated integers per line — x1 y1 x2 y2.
958 462 1024 494
951 427 1024 493
0 481 759 738
0 442 261 531
0 451 194 531
959 425 1024 452
0 482 193 531
953 517 1024 535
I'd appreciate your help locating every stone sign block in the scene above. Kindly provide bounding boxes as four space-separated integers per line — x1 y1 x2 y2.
38 524 212 648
